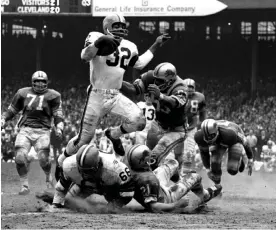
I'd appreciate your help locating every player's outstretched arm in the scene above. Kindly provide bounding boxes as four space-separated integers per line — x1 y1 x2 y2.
149 198 188 213
133 34 171 70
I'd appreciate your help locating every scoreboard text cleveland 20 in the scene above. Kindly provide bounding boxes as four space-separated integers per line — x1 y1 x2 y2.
1 0 92 15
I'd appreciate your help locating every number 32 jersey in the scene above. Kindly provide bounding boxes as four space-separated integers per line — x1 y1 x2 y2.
8 87 62 129
85 32 142 89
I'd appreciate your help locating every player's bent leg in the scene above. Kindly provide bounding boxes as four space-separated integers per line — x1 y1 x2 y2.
151 131 185 170
167 172 202 203
154 153 179 187
208 146 226 184
35 131 53 188
15 147 31 195
106 93 146 156
65 89 103 156
109 93 146 138
227 143 244 175
181 128 197 174
146 121 161 150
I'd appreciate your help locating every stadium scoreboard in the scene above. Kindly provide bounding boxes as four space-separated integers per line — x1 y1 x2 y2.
1 0 92 15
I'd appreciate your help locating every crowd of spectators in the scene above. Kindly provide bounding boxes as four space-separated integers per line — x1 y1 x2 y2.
1 27 276 172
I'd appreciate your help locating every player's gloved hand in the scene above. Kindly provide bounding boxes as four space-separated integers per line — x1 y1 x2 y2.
148 84 161 99
155 33 171 47
1 118 5 129
55 128 63 141
247 159 254 176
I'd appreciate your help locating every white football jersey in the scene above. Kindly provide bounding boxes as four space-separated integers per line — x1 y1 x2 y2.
85 32 140 89
62 152 132 191
137 101 156 131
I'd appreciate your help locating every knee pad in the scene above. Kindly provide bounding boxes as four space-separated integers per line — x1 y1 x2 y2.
37 149 51 168
15 148 28 165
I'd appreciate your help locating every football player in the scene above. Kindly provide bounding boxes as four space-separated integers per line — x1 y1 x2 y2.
1 71 64 195
121 62 187 170
59 14 170 167
135 94 156 145
121 144 222 213
175 78 206 178
194 119 254 185
48 144 134 210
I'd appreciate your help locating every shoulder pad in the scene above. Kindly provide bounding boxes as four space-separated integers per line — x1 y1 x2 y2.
18 87 32 96
219 128 238 145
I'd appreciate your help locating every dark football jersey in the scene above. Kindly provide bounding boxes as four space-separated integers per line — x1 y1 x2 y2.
140 71 187 129
185 92 206 130
132 171 160 210
8 87 62 129
195 120 246 148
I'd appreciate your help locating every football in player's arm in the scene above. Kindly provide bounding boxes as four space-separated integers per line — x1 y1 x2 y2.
58 14 171 171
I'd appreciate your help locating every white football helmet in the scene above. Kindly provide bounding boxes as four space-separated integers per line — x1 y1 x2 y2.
103 14 128 37
183 78 196 97
201 119 219 144
153 62 177 92
32 70 48 94
126 144 153 171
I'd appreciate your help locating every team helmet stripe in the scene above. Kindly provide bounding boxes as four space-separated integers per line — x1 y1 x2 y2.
80 144 92 167
154 63 166 77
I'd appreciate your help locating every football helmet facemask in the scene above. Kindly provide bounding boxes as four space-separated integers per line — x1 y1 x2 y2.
153 62 177 92
126 144 154 172
32 71 48 94
183 78 196 97
103 14 128 38
201 119 219 144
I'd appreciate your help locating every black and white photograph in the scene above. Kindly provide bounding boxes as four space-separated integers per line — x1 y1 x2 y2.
1 0 276 229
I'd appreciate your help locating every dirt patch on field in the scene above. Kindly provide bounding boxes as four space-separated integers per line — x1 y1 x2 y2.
1 162 276 229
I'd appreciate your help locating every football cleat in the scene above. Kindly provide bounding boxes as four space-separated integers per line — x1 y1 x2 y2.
18 185 30 195
204 184 223 203
44 203 68 213
105 128 125 156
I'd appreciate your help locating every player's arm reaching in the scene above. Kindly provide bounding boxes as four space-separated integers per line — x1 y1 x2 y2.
148 84 187 109
129 34 171 70
1 90 24 129
50 92 64 140
198 96 207 128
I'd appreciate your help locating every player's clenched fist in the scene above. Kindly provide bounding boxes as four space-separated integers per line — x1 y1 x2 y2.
155 33 171 46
